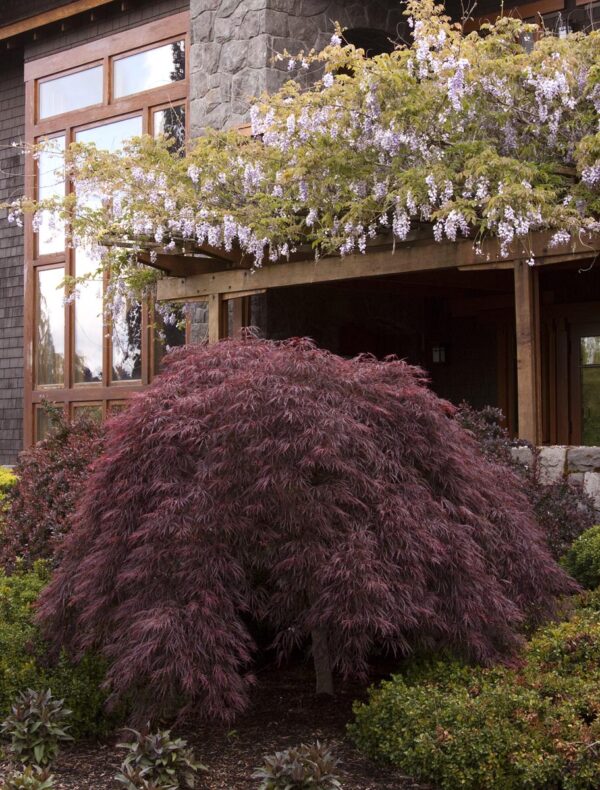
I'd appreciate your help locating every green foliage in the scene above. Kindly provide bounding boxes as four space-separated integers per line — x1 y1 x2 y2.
349 604 600 790
0 766 55 790
562 525 600 589
115 727 206 790
0 468 17 501
5 0 599 304
1 689 72 768
0 563 113 739
252 742 342 790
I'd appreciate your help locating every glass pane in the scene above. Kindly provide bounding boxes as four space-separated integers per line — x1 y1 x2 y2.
73 404 102 422
153 105 186 153
36 268 64 387
74 250 103 384
39 65 103 119
154 305 186 374
108 401 127 416
581 336 600 445
35 407 63 442
37 137 65 255
112 297 142 381
581 336 600 366
113 40 185 99
76 115 143 152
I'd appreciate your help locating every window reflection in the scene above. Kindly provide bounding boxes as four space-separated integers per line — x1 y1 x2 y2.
74 250 103 384
35 406 63 442
154 305 186 374
113 40 185 98
76 115 143 152
72 404 102 422
36 268 64 387
39 66 103 119
37 137 65 256
153 105 186 153
112 297 142 381
581 336 600 446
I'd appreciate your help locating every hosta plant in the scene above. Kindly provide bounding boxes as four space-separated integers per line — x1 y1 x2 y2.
252 742 342 789
0 767 55 790
115 727 205 790
0 689 72 767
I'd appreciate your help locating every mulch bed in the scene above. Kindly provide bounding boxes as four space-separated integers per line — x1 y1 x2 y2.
0 665 422 789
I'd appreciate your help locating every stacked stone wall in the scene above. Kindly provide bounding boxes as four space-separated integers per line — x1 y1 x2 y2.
190 0 405 133
512 445 600 515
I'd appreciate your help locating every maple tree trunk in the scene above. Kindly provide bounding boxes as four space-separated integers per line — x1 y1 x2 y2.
311 626 334 696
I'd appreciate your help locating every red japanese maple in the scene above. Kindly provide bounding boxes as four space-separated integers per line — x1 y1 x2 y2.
37 337 574 722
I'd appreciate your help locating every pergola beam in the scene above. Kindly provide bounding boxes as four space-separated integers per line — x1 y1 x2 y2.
156 232 600 302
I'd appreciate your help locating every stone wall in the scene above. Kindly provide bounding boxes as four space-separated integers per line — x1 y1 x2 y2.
190 0 405 133
512 445 600 514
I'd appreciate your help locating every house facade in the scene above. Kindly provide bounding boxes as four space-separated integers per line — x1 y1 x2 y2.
1 0 600 497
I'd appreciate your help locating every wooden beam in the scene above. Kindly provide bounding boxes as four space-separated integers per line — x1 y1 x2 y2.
514 261 542 444
207 293 226 344
0 0 115 41
157 232 600 302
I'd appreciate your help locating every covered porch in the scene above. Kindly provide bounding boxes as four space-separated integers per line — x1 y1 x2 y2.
155 232 600 447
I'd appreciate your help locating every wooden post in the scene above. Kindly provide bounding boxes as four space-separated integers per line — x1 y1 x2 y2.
230 296 251 338
208 293 226 344
514 261 542 444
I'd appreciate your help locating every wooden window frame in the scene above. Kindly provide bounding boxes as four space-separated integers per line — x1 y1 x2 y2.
24 11 190 446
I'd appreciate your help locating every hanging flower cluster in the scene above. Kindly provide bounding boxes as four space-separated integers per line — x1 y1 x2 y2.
5 0 600 299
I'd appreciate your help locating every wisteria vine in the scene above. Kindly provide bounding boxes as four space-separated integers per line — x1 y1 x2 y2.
4 0 600 303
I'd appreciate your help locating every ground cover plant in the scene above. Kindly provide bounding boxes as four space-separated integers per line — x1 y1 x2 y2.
350 592 600 790
1 688 72 767
37 337 574 724
115 727 205 790
252 741 342 789
0 411 104 572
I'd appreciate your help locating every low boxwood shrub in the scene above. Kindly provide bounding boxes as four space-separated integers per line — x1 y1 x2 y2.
349 606 600 790
0 563 114 739
562 525 600 590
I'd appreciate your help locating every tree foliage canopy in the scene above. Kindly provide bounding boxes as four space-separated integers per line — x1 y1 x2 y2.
5 0 600 303
37 338 574 722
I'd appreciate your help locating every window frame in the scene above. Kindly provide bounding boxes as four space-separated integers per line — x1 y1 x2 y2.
24 11 190 446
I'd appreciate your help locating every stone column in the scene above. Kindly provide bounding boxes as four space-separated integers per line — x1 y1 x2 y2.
189 0 405 135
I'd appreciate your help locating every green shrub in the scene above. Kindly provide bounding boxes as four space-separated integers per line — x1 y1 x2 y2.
0 467 17 500
1 766 55 789
563 525 600 589
252 742 342 789
349 608 600 790
1 689 72 767
0 563 114 739
115 727 205 790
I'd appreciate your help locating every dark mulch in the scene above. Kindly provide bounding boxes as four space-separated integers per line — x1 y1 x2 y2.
0 665 421 789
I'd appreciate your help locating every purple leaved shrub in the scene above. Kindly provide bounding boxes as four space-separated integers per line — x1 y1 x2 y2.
37 338 574 723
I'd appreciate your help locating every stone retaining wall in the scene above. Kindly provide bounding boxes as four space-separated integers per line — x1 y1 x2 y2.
512 446 600 514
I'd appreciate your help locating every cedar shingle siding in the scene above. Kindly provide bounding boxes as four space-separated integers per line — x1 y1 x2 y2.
0 49 25 465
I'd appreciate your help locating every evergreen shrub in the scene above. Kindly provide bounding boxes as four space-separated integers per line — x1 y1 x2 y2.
562 525 600 590
350 598 600 790
0 563 112 738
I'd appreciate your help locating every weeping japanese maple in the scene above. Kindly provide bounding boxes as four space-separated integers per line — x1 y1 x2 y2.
37 337 574 722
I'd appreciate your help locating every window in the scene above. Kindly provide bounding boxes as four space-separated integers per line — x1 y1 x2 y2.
580 336 600 445
113 40 185 98
25 13 189 446
38 65 103 119
35 267 65 387
37 136 65 255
